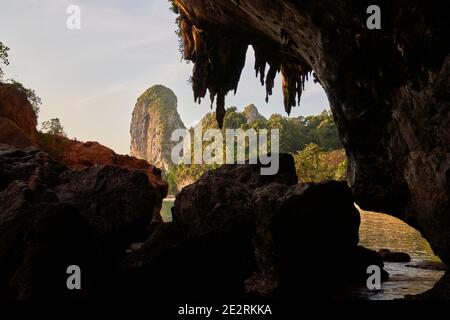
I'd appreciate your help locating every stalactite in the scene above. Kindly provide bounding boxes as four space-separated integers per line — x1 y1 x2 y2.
265 62 280 103
178 7 312 127
254 48 266 86
203 39 247 128
180 14 195 61
216 92 226 129
280 61 311 115
192 58 208 104
252 44 281 103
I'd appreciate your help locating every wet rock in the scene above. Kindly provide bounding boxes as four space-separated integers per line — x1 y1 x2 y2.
378 249 411 262
406 272 450 300
41 137 168 200
406 261 447 271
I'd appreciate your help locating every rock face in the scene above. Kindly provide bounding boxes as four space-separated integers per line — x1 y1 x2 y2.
0 145 162 299
378 249 411 263
172 0 450 267
0 83 37 148
122 156 387 300
57 138 168 201
37 134 168 213
130 85 185 172
243 104 265 124
173 153 298 223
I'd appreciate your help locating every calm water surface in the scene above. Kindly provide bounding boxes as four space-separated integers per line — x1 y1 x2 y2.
351 209 445 300
161 198 174 222
161 199 445 299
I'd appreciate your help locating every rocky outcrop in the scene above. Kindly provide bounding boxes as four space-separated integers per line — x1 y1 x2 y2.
130 85 185 172
173 153 297 223
172 0 450 268
0 83 37 148
37 134 167 207
121 156 387 300
407 272 450 300
57 138 168 200
0 144 162 299
243 104 265 124
378 249 411 263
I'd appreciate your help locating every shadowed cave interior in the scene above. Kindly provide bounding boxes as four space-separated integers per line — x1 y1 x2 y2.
0 0 448 301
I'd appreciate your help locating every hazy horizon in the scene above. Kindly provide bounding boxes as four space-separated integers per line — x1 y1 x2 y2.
1 0 330 155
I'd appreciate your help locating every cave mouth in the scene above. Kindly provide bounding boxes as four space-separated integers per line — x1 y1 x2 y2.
346 206 446 300
157 0 450 300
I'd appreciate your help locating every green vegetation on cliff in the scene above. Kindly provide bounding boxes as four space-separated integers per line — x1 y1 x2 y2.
130 85 186 172
166 106 346 194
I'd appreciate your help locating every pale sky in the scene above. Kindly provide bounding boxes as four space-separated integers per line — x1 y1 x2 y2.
0 0 329 154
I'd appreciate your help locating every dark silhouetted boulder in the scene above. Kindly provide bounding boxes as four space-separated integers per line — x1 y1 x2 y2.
0 83 38 148
0 145 163 299
121 158 387 300
378 249 411 262
173 153 298 223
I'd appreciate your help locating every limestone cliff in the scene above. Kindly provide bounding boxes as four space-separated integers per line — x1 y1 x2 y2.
0 83 37 148
130 85 185 172
243 104 266 124
0 144 163 299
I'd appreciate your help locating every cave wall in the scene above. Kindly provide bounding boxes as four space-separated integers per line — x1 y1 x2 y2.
173 0 450 262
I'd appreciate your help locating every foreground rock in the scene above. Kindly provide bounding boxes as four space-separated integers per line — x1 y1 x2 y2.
0 83 38 148
0 145 162 299
38 135 168 228
121 156 387 300
406 261 447 271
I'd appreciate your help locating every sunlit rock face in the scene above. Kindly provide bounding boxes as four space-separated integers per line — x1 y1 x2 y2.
173 0 450 265
0 83 38 148
130 85 185 172
121 156 387 300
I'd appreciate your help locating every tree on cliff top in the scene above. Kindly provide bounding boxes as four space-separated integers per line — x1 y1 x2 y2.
41 118 66 137
0 42 10 82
